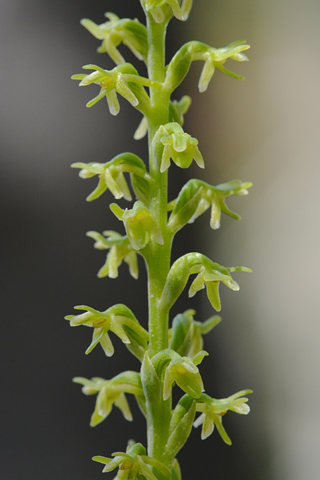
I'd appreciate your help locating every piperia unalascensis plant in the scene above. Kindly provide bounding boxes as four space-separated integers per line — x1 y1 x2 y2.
66 1 252 478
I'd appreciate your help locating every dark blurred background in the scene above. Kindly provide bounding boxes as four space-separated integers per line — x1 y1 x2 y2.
2 1 320 479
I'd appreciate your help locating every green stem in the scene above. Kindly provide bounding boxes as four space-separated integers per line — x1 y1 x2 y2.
146 14 170 357
143 13 172 471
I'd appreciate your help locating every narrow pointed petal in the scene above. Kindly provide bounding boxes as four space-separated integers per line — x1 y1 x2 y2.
99 332 115 356
106 90 120 116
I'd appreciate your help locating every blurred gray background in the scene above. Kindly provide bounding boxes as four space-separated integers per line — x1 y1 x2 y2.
1 0 320 479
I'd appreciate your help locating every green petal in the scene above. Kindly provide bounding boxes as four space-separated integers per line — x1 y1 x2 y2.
115 392 133 421
198 59 215 92
105 168 125 199
188 270 205 297
86 89 108 108
86 175 108 202
163 367 175 400
174 369 203 398
106 90 120 115
116 78 139 107
205 280 221 311
110 321 131 344
214 414 232 445
125 251 139 280
201 413 215 440
85 327 106 354
99 332 115 356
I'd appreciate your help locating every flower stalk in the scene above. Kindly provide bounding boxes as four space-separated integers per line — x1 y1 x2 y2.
67 1 252 479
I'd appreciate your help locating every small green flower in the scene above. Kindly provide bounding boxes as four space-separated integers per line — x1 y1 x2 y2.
71 153 152 202
144 0 193 23
194 390 252 444
65 304 147 356
161 253 251 312
168 179 252 232
72 63 160 115
188 265 240 312
111 201 163 251
153 123 204 173
197 41 250 92
87 230 139 279
72 161 131 201
74 377 132 426
163 350 207 400
165 40 249 94
151 349 208 400
170 309 221 357
80 13 148 65
73 372 144 426
93 442 171 480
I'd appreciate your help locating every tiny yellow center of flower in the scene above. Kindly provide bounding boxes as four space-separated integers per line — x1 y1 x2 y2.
176 366 187 375
100 77 115 88
93 319 105 328
120 460 134 470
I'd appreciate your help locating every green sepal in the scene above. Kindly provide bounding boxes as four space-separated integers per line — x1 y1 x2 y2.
140 455 171 479
170 310 196 357
72 152 152 202
81 13 148 65
110 201 164 251
168 179 252 232
170 309 222 357
165 40 250 94
121 320 149 362
152 122 204 173
167 185 203 234
135 393 147 418
171 459 182 480
169 96 192 125
87 230 139 279
130 172 152 204
163 395 196 461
